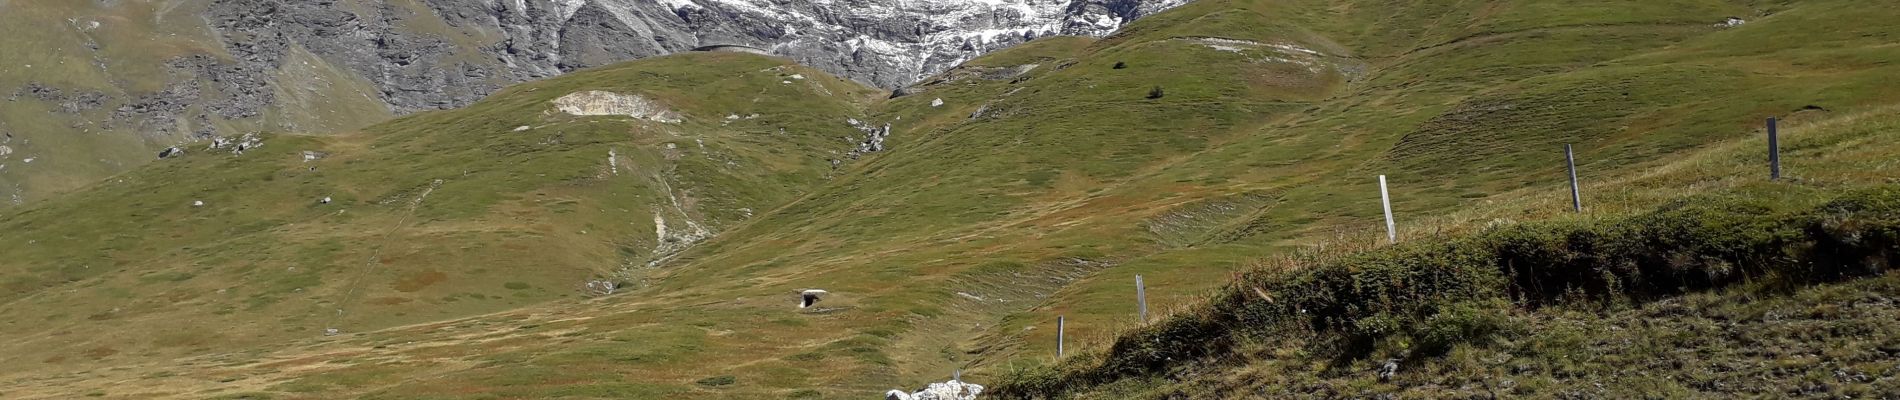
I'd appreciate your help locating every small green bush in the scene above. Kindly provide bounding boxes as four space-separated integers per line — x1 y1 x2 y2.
695 375 736 387
1412 299 1515 356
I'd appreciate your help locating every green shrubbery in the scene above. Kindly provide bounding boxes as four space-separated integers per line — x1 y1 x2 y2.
994 186 1900 398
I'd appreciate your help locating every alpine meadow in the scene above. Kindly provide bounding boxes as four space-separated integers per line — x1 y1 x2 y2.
2 0 1899 399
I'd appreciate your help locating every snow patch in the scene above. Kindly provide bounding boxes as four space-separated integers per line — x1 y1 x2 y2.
548 0 1190 87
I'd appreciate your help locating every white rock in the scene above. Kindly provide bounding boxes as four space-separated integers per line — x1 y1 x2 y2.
585 280 618 296
551 91 681 123
888 380 982 400
192 200 205 207
930 98 944 107
513 125 531 132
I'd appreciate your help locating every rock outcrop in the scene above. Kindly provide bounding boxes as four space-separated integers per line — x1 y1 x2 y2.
551 91 682 123
1 0 1190 207
188 0 1190 116
884 379 983 400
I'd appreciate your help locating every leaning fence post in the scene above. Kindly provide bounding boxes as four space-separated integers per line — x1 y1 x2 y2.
1379 175 1396 244
1566 144 1582 212
1135 274 1148 323
1767 117 1782 180
1056 315 1066 359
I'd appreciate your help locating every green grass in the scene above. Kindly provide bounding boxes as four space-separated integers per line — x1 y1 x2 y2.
0 1 395 206
0 51 886 398
3 0 1900 398
993 184 1900 398
1012 272 1900 398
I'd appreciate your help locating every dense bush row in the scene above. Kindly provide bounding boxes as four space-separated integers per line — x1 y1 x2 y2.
994 186 1900 398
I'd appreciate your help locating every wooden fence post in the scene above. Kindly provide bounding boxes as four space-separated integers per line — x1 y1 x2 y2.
1768 117 1782 180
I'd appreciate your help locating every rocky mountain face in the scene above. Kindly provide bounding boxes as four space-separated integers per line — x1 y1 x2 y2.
0 0 1184 206
219 0 1188 111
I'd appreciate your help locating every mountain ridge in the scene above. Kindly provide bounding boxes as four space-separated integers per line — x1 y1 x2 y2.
0 0 1184 208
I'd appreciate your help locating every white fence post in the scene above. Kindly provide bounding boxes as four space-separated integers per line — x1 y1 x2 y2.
1135 274 1148 323
1566 144 1582 212
1380 175 1396 244
1056 315 1066 359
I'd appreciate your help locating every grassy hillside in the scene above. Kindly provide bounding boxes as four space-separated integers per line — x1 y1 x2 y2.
0 52 882 398
1 0 1898 399
943 0 1899 381
990 109 1900 397
0 0 402 206
984 105 1900 397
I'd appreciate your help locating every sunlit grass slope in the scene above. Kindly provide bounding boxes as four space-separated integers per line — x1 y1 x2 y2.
1 0 1898 399
0 51 882 398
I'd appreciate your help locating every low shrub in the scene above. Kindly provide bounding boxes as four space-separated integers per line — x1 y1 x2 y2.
992 187 1900 399
694 375 736 387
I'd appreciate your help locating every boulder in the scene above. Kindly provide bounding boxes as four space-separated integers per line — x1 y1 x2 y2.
886 380 982 400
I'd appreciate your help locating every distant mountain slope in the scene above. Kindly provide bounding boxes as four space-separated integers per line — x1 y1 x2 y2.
1 0 1898 399
0 0 1184 207
0 52 884 393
